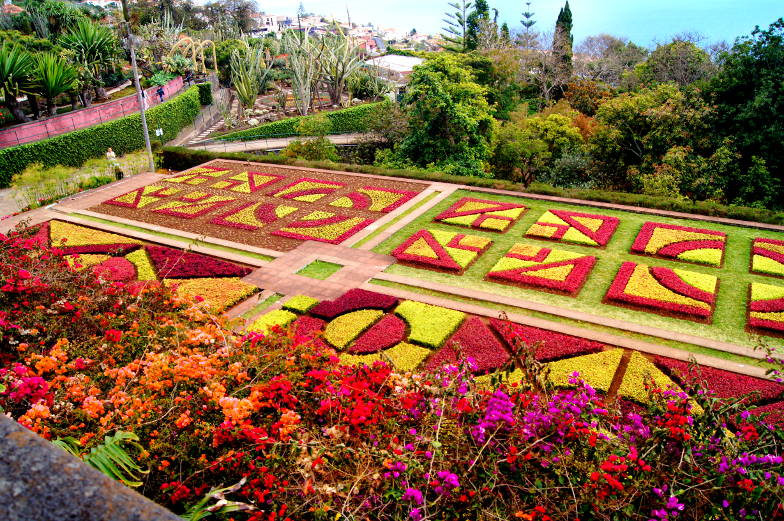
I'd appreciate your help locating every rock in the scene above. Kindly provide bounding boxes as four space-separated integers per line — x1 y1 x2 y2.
247 118 260 126
351 98 362 105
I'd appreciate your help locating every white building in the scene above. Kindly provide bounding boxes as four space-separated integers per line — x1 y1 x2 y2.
363 55 424 84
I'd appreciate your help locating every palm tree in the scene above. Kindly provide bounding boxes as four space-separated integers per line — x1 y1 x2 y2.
31 53 78 116
59 19 118 102
0 43 34 123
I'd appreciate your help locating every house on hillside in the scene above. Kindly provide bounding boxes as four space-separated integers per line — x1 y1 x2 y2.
363 55 423 84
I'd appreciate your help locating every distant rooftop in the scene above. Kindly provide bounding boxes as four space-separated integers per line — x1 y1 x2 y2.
364 55 423 74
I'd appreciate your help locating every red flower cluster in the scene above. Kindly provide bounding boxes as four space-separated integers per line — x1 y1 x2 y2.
310 289 398 319
426 317 510 373
145 245 253 279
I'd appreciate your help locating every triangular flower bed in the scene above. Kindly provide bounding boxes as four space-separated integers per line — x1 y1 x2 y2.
485 243 596 296
434 197 528 233
605 261 718 323
751 238 784 278
391 229 492 274
489 318 604 362
525 209 619 247
145 245 253 279
425 317 510 373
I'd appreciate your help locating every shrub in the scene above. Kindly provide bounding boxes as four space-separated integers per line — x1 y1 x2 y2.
195 82 213 105
217 102 382 142
0 86 201 186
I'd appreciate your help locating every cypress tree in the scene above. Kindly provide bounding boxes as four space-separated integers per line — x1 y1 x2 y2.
554 0 574 72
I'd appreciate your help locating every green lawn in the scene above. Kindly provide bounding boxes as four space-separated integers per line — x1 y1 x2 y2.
296 260 343 280
372 189 784 348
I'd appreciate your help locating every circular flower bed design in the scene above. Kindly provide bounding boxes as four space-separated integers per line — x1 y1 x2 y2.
605 261 719 322
485 243 596 296
525 209 619 247
631 222 727 267
329 186 419 213
434 197 528 233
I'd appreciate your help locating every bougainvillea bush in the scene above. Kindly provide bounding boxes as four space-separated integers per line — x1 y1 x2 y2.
3 228 784 521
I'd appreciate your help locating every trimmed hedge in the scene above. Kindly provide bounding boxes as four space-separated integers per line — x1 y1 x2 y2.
196 83 213 106
217 102 382 142
0 86 202 187
159 145 784 226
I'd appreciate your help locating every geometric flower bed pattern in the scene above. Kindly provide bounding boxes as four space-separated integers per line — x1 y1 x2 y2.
631 222 727 267
270 211 373 244
391 229 492 274
44 220 258 312
91 160 425 252
748 282 784 334
525 209 620 247
248 289 780 412
485 243 596 296
751 238 784 278
434 197 527 232
605 261 719 322
330 186 419 213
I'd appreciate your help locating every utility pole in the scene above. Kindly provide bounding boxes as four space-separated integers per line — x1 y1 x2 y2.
120 0 155 172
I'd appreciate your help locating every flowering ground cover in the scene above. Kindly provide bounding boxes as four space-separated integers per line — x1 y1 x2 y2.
91 160 425 251
4 233 784 521
748 281 784 334
45 220 258 312
751 238 784 278
485 243 596 296
525 209 620 247
631 222 727 267
605 261 719 322
434 197 527 232
391 229 492 274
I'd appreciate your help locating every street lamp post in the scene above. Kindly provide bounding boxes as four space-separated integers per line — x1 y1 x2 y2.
120 0 155 172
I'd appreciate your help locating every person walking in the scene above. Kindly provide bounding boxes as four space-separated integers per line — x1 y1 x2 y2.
156 86 165 103
106 148 123 180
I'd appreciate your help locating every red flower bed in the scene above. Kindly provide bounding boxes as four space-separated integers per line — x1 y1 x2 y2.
59 244 141 256
631 222 727 266
654 356 784 403
489 318 604 361
310 289 398 319
145 246 253 279
293 316 326 347
750 401 784 425
349 314 407 354
426 317 510 373
92 257 136 282
605 262 717 320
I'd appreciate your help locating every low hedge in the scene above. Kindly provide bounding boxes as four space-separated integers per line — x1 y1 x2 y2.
0 86 202 187
216 102 382 142
159 145 784 226
196 83 213 106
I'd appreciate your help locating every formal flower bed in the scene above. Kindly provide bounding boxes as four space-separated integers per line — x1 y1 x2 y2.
426 316 510 374
748 282 784 334
486 243 596 296
605 261 719 322
91 160 425 252
391 229 492 274
323 309 385 349
330 186 418 213
434 197 528 232
44 221 258 312
631 222 727 267
751 238 784 278
546 349 624 392
394 300 466 349
3 235 784 520
525 209 620 247
271 210 373 244
489 318 604 361
616 352 685 404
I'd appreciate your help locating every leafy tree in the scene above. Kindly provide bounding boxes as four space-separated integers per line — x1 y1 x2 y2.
59 19 118 101
563 79 612 116
0 43 33 123
441 0 473 53
707 18 784 199
553 1 573 76
465 0 489 51
625 39 715 88
26 0 86 39
393 54 495 176
31 52 78 116
575 34 648 86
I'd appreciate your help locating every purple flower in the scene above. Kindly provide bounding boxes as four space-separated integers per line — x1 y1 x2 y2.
402 488 424 505
409 508 423 521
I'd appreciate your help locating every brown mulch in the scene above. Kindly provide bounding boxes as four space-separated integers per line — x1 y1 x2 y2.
88 160 427 252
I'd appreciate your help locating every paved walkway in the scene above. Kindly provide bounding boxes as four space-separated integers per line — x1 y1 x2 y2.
187 133 368 153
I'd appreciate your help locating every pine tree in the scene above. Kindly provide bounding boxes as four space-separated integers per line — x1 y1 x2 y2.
465 0 490 51
554 0 573 73
441 0 473 52
500 22 511 44
519 1 538 50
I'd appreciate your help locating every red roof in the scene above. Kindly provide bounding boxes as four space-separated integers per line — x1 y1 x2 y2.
1 3 24 14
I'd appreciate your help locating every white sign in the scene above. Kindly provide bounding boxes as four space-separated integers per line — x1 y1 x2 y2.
155 128 163 136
